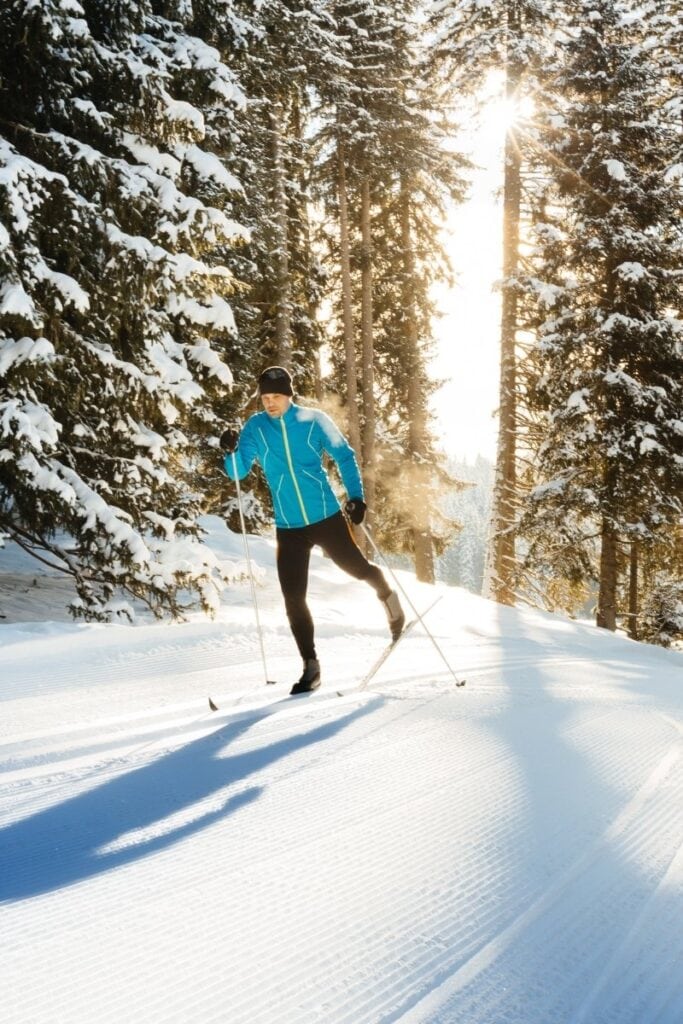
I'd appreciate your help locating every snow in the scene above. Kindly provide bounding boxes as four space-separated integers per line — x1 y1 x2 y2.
184 340 233 384
0 140 68 235
168 294 237 335
0 281 38 320
0 337 55 376
65 16 88 39
119 132 182 178
33 263 90 312
617 261 648 282
528 278 565 308
640 437 666 455
161 95 205 135
530 476 567 499
1 521 682 1023
605 159 627 181
0 399 61 449
15 453 76 504
209 72 247 106
128 420 167 460
567 388 590 413
71 98 107 130
181 144 243 192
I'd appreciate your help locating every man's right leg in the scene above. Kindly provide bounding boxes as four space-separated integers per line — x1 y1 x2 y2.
276 526 315 659
276 527 321 693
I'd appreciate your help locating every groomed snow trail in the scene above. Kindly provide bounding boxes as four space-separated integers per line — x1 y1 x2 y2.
1 532 682 1024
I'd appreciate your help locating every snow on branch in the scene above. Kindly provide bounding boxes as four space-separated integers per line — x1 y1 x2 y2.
0 337 55 376
0 398 61 451
604 159 628 181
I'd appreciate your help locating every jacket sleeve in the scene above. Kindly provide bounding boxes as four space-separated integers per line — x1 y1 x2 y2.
223 419 258 480
316 412 364 501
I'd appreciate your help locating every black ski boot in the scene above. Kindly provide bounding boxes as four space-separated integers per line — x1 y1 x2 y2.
290 658 321 695
381 590 405 642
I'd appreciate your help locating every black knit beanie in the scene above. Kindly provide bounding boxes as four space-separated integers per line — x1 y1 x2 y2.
257 366 294 397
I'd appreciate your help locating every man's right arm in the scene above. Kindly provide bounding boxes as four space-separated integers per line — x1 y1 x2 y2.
223 420 258 480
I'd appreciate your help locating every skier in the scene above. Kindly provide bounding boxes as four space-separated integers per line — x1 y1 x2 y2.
220 365 405 694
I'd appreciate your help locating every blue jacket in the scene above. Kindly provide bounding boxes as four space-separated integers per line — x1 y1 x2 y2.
224 403 364 529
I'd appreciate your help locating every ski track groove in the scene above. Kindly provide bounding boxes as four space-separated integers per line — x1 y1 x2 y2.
0 644 638 782
3 624 683 1024
0 684 602 828
227 712 675 1024
391 740 683 1024
4 696 682 1023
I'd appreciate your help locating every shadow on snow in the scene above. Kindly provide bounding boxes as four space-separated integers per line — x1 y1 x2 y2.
1 697 381 903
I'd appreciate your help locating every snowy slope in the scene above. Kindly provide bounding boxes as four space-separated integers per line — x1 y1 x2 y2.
1 520 682 1024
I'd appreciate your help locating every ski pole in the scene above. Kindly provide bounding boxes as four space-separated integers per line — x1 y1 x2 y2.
232 451 276 685
359 521 465 687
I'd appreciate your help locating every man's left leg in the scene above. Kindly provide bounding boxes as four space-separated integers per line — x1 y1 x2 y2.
314 512 405 641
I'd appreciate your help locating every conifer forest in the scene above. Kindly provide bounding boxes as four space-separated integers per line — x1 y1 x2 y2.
1 1 681 646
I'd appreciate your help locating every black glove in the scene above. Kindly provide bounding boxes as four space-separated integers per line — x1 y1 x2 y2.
344 499 367 525
219 425 240 454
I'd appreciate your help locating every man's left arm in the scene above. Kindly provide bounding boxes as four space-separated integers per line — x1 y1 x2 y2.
316 412 364 501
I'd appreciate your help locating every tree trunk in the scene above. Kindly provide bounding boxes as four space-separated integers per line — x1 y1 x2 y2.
271 101 291 368
292 88 321 395
360 176 375 528
484 2 522 605
628 540 639 640
400 175 434 582
337 141 362 458
597 518 619 631
313 348 323 402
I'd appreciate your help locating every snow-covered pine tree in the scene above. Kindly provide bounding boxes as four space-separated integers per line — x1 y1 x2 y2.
311 1 368 459
436 456 494 593
373 37 469 581
428 0 560 604
640 523 683 649
620 0 682 642
224 0 340 384
313 0 419 531
0 0 246 620
314 1 467 576
519 0 683 633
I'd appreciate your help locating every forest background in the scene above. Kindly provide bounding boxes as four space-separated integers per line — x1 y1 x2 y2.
0 0 681 646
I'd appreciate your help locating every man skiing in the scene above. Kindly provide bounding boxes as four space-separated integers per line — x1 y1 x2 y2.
221 365 405 695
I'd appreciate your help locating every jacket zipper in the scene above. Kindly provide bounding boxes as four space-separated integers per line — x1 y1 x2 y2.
280 416 309 525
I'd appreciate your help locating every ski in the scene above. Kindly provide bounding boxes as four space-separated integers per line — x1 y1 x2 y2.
209 678 279 712
208 594 464 712
338 595 454 696
208 682 363 714
208 690 284 712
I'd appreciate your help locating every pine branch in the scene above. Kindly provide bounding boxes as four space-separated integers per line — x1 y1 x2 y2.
2 526 77 578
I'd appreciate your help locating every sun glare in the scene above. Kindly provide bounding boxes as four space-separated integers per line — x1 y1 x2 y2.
430 76 541 461
430 93 509 463
488 94 536 131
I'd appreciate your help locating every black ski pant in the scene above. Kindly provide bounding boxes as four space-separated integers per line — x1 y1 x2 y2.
276 511 390 661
